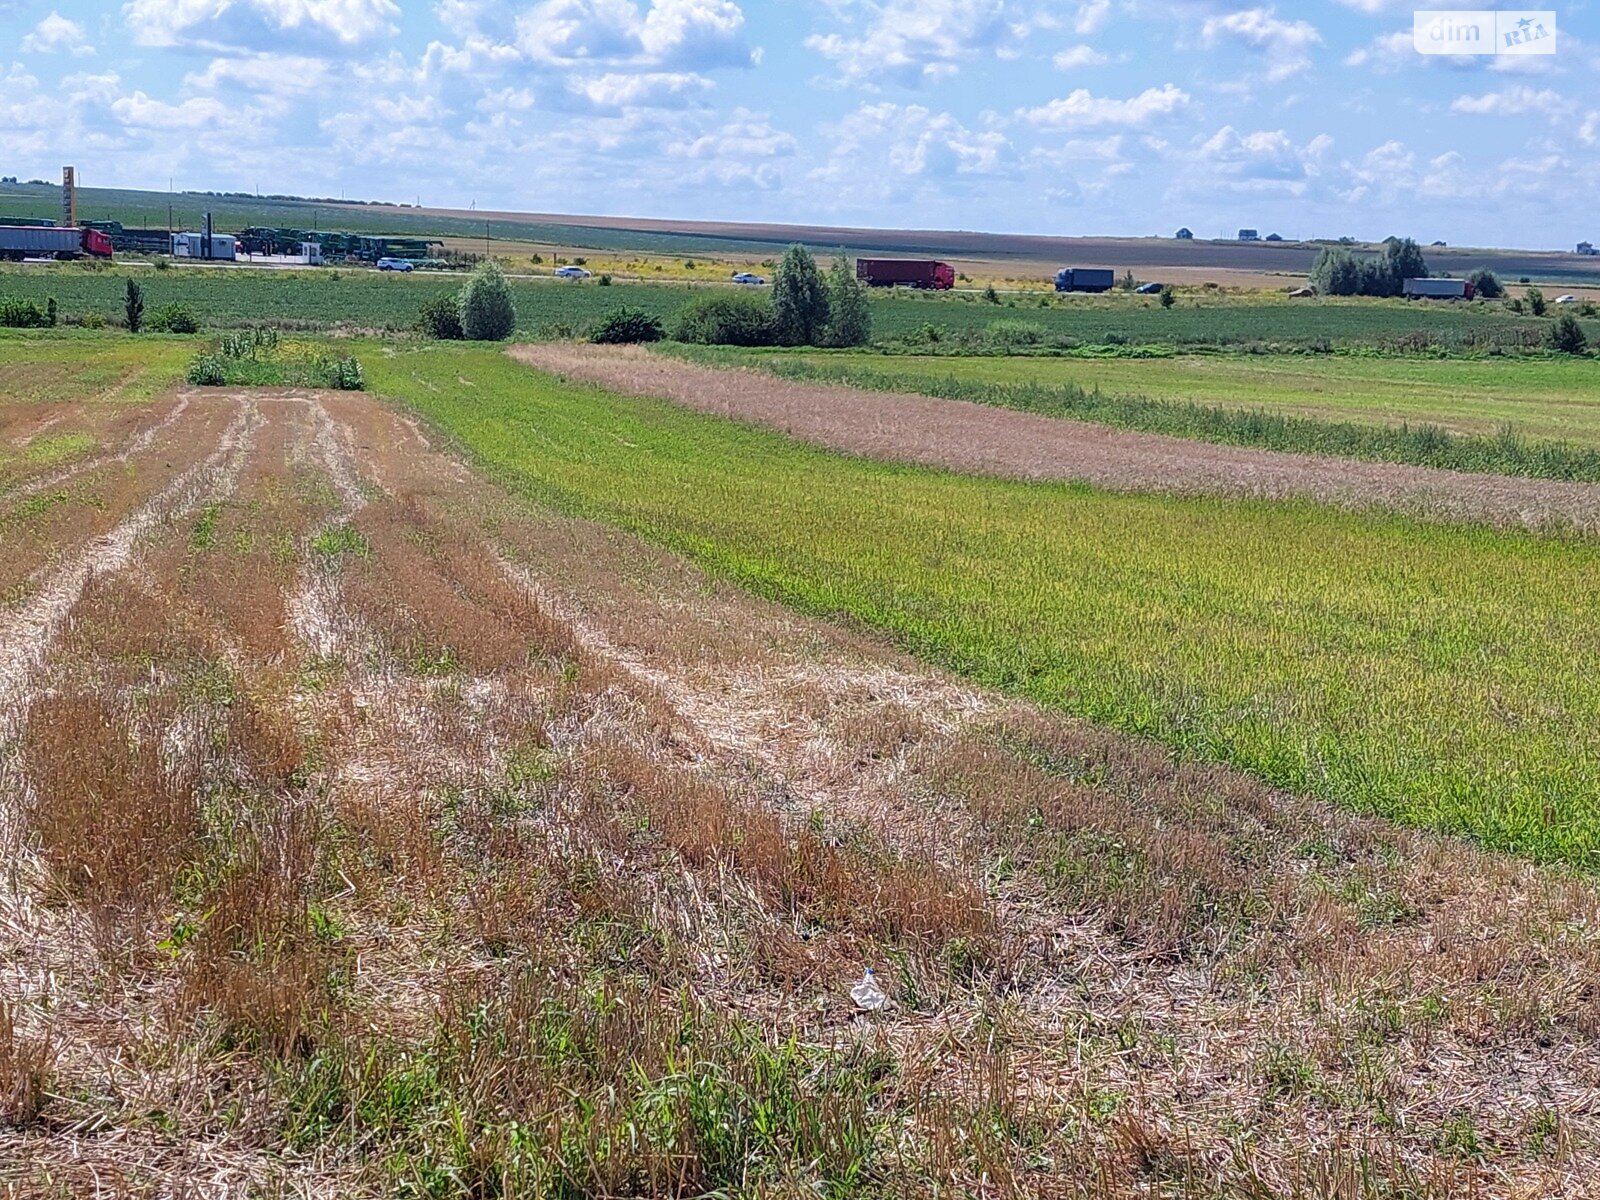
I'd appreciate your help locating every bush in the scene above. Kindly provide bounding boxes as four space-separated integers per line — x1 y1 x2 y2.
459 260 517 341
1160 287 1176 308
417 294 464 340
590 306 664 345
985 320 1046 349
670 292 777 346
1467 268 1503 299
772 244 829 346
124 279 144 333
823 253 872 348
598 274 612 286
80 311 105 329
982 285 1000 304
147 303 200 334
0 297 51 328
187 354 227 386
1525 287 1547 317
1549 313 1588 355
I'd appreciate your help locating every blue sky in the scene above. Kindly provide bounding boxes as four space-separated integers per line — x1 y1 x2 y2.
2 1 1597 247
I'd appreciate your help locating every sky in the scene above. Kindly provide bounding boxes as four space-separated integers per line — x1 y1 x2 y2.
1 1 1598 248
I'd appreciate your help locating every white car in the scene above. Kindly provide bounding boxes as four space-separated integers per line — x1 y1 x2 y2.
554 265 592 279
732 272 767 285
1555 294 1579 305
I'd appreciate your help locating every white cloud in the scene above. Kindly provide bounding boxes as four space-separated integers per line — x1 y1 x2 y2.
1191 124 1333 194
1202 8 1320 80
1053 44 1111 69
1073 0 1111 36
1018 84 1189 129
670 109 796 159
806 0 1027 87
570 70 712 108
1450 86 1574 119
21 12 94 56
515 0 755 70
1581 112 1599 146
815 102 1015 192
122 0 400 49
111 91 236 129
185 54 333 94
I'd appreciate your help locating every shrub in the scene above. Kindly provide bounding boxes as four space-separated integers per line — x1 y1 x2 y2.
986 320 1046 349
152 258 170 271
823 253 872 348
1160 287 1176 308
124 279 144 333
1467 268 1503 299
772 244 829 346
983 286 1000 304
0 297 51 328
147 303 200 334
1549 313 1588 355
598 274 612 286
670 292 777 346
1525 287 1547 317
590 306 664 345
186 354 227 386
46 298 57 328
79 311 105 330
459 260 517 341
313 354 365 389
417 294 464 340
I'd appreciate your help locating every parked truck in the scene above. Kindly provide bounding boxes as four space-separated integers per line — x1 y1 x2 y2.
856 259 955 290
0 225 113 262
1054 267 1115 294
1403 277 1475 300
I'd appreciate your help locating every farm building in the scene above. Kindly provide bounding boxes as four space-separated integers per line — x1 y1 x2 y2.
1175 227 1193 239
1238 228 1260 241
1579 242 1597 256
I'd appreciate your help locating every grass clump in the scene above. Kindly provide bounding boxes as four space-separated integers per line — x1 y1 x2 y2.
188 329 364 390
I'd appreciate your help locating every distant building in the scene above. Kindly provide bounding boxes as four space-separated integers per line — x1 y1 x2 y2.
1238 228 1260 241
1579 241 1598 256
1175 227 1194 240
1265 233 1284 242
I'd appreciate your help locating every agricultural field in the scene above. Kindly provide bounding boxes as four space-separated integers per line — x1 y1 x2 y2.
5 327 1600 1196
692 348 1600 444
0 261 1589 345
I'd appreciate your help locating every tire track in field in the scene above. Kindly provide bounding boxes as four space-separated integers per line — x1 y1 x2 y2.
0 393 194 506
0 398 262 845
515 343 1600 534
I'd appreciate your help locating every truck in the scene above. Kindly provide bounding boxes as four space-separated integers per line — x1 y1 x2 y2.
1403 277 1475 300
0 225 113 262
1054 267 1115 293
856 259 955 290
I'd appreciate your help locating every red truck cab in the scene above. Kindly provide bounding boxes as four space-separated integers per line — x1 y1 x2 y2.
82 228 114 258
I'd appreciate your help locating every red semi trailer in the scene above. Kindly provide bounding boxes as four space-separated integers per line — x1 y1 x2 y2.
856 258 956 290
0 225 114 262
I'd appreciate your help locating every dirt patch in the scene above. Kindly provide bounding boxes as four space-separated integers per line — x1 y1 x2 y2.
516 342 1600 533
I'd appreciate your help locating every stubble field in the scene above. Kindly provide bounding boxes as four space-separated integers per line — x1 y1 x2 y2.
4 330 1600 1197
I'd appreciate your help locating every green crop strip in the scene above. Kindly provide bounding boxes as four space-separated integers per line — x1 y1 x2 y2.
370 342 1600 870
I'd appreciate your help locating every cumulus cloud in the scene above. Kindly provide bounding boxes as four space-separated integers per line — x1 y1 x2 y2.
1451 86 1574 119
121 0 401 49
815 103 1014 191
806 0 1027 87
21 12 94 56
1073 0 1111 36
185 53 333 94
1053 45 1112 69
1017 84 1189 129
1202 8 1320 80
515 0 755 70
569 70 712 109
1192 124 1333 194
111 91 236 129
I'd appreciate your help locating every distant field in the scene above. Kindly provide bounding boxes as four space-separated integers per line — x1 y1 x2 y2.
372 341 1600 868
713 348 1600 446
0 262 1578 346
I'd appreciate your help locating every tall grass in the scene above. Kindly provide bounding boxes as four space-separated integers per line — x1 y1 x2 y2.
372 343 1600 868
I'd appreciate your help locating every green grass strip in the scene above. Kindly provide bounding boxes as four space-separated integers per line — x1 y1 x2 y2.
368 342 1600 871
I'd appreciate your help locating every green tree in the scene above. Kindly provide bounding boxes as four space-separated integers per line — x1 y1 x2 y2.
1549 313 1587 354
1382 237 1429 292
1525 286 1547 317
417 294 464 340
771 244 829 346
124 279 144 333
459 260 517 341
1467 268 1503 299
1159 286 1176 309
823 253 872 348
1309 248 1362 296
